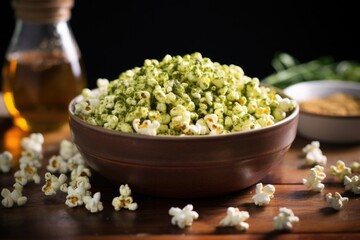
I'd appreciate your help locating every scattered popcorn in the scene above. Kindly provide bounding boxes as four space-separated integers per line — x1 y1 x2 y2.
325 192 349 210
15 148 43 187
219 207 250 231
344 175 360 194
46 140 85 174
112 184 138 211
302 165 326 192
169 204 199 229
83 192 104 213
20 133 44 154
0 151 13 173
330 160 352 182
302 141 327 166
350 161 360 173
1 183 27 208
132 118 160 136
42 172 68 196
273 207 299 231
41 143 92 207
252 183 275 206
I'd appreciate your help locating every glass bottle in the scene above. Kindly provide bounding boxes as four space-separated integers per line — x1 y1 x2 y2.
2 0 87 132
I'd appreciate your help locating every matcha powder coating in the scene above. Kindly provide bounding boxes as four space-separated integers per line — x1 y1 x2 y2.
74 52 296 136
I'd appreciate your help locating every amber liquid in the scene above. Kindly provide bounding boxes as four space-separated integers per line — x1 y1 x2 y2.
2 51 86 132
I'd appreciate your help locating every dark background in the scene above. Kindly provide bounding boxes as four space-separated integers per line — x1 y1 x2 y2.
1 0 359 89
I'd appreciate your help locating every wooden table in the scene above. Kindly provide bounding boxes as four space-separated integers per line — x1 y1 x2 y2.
1 118 359 240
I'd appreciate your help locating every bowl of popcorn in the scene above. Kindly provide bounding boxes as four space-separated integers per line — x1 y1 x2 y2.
284 80 360 143
69 52 299 198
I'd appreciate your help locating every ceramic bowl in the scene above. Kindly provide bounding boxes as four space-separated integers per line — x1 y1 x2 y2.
68 90 299 198
284 80 360 144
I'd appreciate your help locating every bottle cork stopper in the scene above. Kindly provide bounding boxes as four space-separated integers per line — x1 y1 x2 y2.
12 0 74 23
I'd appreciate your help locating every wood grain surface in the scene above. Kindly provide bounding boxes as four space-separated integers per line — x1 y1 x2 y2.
0 118 359 240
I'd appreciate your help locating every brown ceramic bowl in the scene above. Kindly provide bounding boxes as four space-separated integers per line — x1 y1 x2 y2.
69 91 299 198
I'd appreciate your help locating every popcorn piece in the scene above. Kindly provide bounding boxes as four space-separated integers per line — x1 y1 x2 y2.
119 183 131 196
186 123 208 135
97 78 109 93
344 175 360 194
1 189 14 208
302 141 327 166
330 160 352 182
204 114 224 135
19 150 42 169
60 139 79 160
75 98 97 116
14 169 28 185
273 94 297 121
325 192 349 210
302 165 326 192
219 207 250 231
350 161 360 173
305 148 327 166
0 151 13 173
273 207 299 231
169 204 199 229
46 155 68 173
104 115 119 129
170 106 192 132
42 172 68 196
60 183 68 193
83 192 104 213
70 165 91 180
112 184 138 211
252 183 275 206
1 183 27 208
302 141 320 154
67 153 85 171
20 133 44 154
256 114 275 128
132 118 160 136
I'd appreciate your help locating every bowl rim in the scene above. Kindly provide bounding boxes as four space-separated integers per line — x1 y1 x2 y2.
69 87 299 141
283 79 360 92
284 79 360 119
299 109 360 119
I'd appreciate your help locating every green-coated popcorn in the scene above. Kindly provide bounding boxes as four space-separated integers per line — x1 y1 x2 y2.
74 52 297 136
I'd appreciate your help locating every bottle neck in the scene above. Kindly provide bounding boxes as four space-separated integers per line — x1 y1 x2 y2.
12 0 74 24
7 19 80 62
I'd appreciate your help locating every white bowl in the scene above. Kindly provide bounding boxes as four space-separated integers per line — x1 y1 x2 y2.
284 80 360 143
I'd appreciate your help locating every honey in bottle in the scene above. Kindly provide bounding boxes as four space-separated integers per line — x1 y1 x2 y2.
2 0 87 132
